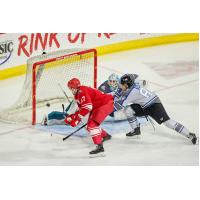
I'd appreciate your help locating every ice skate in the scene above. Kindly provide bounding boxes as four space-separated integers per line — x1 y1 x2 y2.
126 127 141 138
89 144 105 158
41 115 48 126
189 133 198 145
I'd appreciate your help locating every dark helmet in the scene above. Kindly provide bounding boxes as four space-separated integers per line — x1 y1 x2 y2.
120 74 134 88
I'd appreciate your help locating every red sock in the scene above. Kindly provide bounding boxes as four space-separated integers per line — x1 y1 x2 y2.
87 120 103 145
101 129 108 138
91 134 102 144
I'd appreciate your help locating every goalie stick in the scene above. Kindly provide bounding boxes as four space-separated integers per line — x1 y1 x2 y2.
58 82 75 113
63 123 87 141
58 83 71 103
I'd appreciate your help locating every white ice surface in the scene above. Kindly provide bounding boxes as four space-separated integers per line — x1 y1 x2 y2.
0 42 198 165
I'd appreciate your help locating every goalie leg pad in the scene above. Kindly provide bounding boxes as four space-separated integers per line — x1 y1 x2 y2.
48 111 67 120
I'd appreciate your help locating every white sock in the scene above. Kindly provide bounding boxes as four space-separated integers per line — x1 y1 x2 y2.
163 119 190 138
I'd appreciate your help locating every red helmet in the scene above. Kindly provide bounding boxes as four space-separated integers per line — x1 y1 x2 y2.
67 78 81 89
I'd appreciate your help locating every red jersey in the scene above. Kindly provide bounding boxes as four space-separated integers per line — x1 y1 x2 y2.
74 86 113 116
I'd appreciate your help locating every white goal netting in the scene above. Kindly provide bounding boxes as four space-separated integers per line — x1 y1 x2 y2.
0 48 97 124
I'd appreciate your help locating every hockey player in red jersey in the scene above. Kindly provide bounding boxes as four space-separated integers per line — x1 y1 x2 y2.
64 78 114 157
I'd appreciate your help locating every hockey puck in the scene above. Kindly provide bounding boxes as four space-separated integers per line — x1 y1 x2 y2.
46 102 50 107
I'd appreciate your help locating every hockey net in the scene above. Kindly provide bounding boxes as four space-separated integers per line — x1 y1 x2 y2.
0 48 97 125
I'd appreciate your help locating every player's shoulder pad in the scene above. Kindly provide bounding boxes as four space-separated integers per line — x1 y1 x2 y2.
78 85 92 95
79 85 87 92
134 83 140 89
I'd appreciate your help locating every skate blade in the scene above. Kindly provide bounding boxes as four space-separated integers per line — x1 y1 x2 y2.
127 135 141 139
89 152 106 158
190 136 199 145
194 137 199 145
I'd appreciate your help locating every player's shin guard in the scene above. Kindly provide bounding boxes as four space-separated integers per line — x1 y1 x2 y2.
163 119 190 137
124 106 140 131
92 134 102 144
87 121 103 145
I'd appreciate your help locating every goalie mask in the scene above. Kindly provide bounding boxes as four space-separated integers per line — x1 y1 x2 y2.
67 78 81 95
108 73 119 91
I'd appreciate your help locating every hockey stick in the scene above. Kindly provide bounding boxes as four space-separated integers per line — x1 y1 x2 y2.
58 83 75 114
58 83 71 103
62 104 65 113
63 123 87 141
